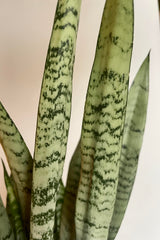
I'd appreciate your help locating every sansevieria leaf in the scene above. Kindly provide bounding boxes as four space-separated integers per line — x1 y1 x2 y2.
108 54 150 240
75 0 134 239
0 101 33 234
2 160 27 240
30 0 82 239
60 141 81 240
54 180 65 239
0 193 15 240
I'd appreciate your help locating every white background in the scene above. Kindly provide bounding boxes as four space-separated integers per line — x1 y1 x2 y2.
0 0 160 239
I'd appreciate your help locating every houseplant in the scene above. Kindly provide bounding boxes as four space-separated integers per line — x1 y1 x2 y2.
0 0 150 239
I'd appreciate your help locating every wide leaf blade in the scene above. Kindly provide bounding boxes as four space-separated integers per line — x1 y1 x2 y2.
75 0 134 239
30 0 82 239
108 54 150 240
0 101 33 233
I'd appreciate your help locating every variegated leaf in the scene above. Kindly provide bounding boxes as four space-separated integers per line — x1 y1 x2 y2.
75 0 134 239
108 54 150 240
2 160 26 240
54 180 65 239
0 101 33 234
60 141 81 240
30 0 82 239
0 193 15 240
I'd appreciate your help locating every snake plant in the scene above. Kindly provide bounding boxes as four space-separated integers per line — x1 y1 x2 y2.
0 0 150 239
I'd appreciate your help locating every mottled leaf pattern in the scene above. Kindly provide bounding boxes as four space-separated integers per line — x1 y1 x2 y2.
0 1 151 240
30 0 82 239
54 180 65 239
75 0 134 239
0 194 15 240
0 101 33 233
60 141 81 240
108 54 150 240
2 160 26 240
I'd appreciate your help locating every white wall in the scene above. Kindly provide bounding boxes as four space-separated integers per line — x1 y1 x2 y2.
0 0 160 239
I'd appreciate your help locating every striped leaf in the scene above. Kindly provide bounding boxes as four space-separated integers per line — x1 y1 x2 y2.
0 101 33 234
30 0 82 239
54 180 65 239
75 0 134 239
2 160 27 240
60 141 81 240
0 193 15 240
108 54 150 240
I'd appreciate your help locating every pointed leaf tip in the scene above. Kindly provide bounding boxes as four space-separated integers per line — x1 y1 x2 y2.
108 53 150 240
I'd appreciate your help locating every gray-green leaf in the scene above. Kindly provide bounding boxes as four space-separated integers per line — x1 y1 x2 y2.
75 0 134 239
108 53 150 240
60 141 81 240
2 160 27 240
54 180 65 239
30 0 82 239
0 101 33 234
0 194 15 240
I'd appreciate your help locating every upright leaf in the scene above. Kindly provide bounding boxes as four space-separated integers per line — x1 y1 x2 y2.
108 54 150 240
60 141 81 240
0 194 15 240
54 180 65 239
75 0 134 239
2 160 26 240
30 0 82 239
0 101 33 233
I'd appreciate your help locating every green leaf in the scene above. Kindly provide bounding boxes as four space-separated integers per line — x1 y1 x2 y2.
0 101 33 233
75 0 134 239
60 141 81 240
0 193 15 240
2 160 27 240
54 180 65 239
30 0 82 239
108 54 150 240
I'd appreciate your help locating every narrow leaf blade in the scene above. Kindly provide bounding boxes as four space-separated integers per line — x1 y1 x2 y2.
54 180 65 239
0 101 33 233
60 141 81 240
0 192 15 240
75 0 134 239
30 0 82 239
108 54 150 240
2 160 27 240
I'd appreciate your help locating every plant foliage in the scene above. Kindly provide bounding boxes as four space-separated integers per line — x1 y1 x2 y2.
0 0 150 239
